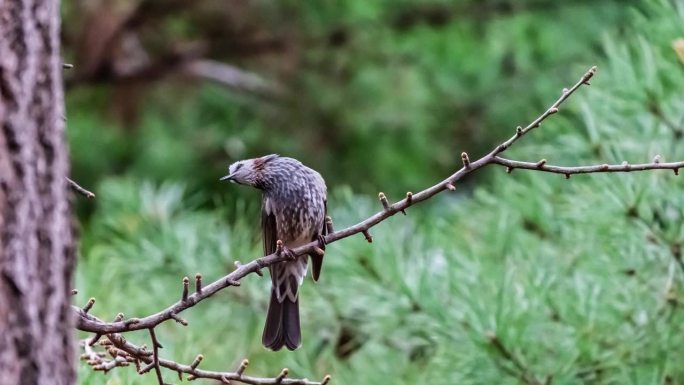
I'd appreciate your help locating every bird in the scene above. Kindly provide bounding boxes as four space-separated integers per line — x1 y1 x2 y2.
220 154 328 351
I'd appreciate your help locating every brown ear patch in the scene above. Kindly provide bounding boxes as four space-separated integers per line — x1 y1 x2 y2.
254 154 279 173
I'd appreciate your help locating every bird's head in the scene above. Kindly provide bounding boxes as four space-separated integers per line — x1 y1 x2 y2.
220 154 279 188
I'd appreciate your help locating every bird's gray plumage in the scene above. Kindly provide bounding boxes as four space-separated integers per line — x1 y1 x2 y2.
222 154 327 351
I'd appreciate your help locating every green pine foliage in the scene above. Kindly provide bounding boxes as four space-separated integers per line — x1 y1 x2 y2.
75 1 684 384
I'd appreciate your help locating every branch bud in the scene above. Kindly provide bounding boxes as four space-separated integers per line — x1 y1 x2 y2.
237 359 249 376
113 313 124 322
548 107 558 114
362 230 373 243
515 126 523 136
461 152 470 168
170 313 188 326
190 354 204 370
506 167 513 174
195 273 203 294
276 240 284 256
405 192 413 205
378 192 390 210
445 182 456 191
564 173 571 179
536 159 547 168
322 374 332 385
71 289 78 296
582 66 597 85
182 276 190 302
82 298 95 313
275 368 289 384
675 168 680 176
653 154 661 164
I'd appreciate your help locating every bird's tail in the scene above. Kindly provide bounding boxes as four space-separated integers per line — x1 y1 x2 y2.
262 291 301 351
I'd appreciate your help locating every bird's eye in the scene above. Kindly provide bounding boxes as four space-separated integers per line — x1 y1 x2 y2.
234 163 244 172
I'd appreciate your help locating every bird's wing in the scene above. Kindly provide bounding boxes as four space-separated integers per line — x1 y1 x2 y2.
310 198 326 282
262 197 278 279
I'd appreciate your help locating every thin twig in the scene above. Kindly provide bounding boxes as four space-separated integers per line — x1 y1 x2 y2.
493 157 684 176
183 59 282 97
66 177 95 198
78 310 327 384
149 328 165 385
105 332 325 385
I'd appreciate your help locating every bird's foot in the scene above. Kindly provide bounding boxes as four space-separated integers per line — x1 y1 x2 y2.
281 246 296 261
317 234 327 249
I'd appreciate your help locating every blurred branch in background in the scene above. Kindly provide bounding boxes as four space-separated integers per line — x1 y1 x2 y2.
183 59 282 97
67 177 96 199
74 66 684 384
62 0 634 196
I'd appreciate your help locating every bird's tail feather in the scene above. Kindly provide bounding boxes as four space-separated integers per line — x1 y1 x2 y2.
262 291 301 351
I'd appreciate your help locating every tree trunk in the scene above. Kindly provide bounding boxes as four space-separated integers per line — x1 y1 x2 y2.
0 0 76 384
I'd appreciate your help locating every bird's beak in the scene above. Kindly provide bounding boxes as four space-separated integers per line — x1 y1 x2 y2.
219 173 235 182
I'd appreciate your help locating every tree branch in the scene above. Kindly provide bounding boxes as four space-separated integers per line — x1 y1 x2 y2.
76 65 684 384
78 315 327 385
148 328 165 385
493 157 683 176
66 177 95 198
183 59 282 97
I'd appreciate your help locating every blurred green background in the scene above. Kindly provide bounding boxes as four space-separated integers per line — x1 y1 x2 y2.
66 0 684 384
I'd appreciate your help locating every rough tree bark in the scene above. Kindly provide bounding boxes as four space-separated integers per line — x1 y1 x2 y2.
0 0 76 384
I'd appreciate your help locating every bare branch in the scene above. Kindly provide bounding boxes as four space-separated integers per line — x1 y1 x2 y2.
66 177 95 198
183 59 282 97
493 157 684 176
78 324 328 385
149 328 165 385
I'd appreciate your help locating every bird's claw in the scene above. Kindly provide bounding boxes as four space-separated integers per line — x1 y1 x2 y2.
317 234 327 248
281 246 296 261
